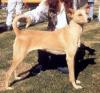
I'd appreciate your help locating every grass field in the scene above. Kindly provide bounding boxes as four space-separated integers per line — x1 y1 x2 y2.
0 4 100 93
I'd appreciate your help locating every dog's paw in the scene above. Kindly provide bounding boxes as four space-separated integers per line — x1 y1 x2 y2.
5 86 14 90
72 83 83 89
75 85 82 89
76 80 81 84
15 76 21 80
74 84 83 89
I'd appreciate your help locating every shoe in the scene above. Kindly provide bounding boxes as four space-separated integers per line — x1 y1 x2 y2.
88 17 92 22
88 17 94 22
0 23 7 32
6 25 12 31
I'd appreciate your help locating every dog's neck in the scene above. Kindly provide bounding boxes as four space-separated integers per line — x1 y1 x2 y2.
69 20 83 33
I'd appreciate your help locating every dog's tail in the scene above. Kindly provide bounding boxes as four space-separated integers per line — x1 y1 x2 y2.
12 15 32 36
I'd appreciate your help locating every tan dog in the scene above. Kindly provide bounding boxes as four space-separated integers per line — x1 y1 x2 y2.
5 8 89 90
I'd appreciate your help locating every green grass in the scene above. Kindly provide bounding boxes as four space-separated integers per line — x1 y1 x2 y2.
0 7 100 93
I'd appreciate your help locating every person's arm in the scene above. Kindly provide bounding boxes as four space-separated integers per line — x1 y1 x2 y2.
24 0 49 24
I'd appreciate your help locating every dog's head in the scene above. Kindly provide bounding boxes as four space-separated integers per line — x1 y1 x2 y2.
67 7 90 25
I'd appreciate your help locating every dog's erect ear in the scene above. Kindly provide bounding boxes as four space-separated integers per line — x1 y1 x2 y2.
67 8 74 19
84 4 90 14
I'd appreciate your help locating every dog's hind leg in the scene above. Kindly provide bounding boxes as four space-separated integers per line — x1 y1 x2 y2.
66 52 82 89
5 44 28 90
14 70 22 80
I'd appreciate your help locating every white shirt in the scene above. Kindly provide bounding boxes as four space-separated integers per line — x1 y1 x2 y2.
56 3 68 29
24 0 68 29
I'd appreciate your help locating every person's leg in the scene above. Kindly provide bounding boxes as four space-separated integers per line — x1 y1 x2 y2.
88 2 94 20
6 0 16 30
15 0 23 15
98 6 100 21
23 0 48 26
15 0 23 26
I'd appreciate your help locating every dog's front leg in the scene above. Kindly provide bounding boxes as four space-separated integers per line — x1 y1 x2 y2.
66 53 82 89
78 39 81 47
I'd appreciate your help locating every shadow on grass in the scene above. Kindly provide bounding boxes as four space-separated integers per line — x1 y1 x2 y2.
75 44 96 79
10 43 96 86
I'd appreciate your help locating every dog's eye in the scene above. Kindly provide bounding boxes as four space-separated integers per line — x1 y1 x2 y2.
78 14 82 16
